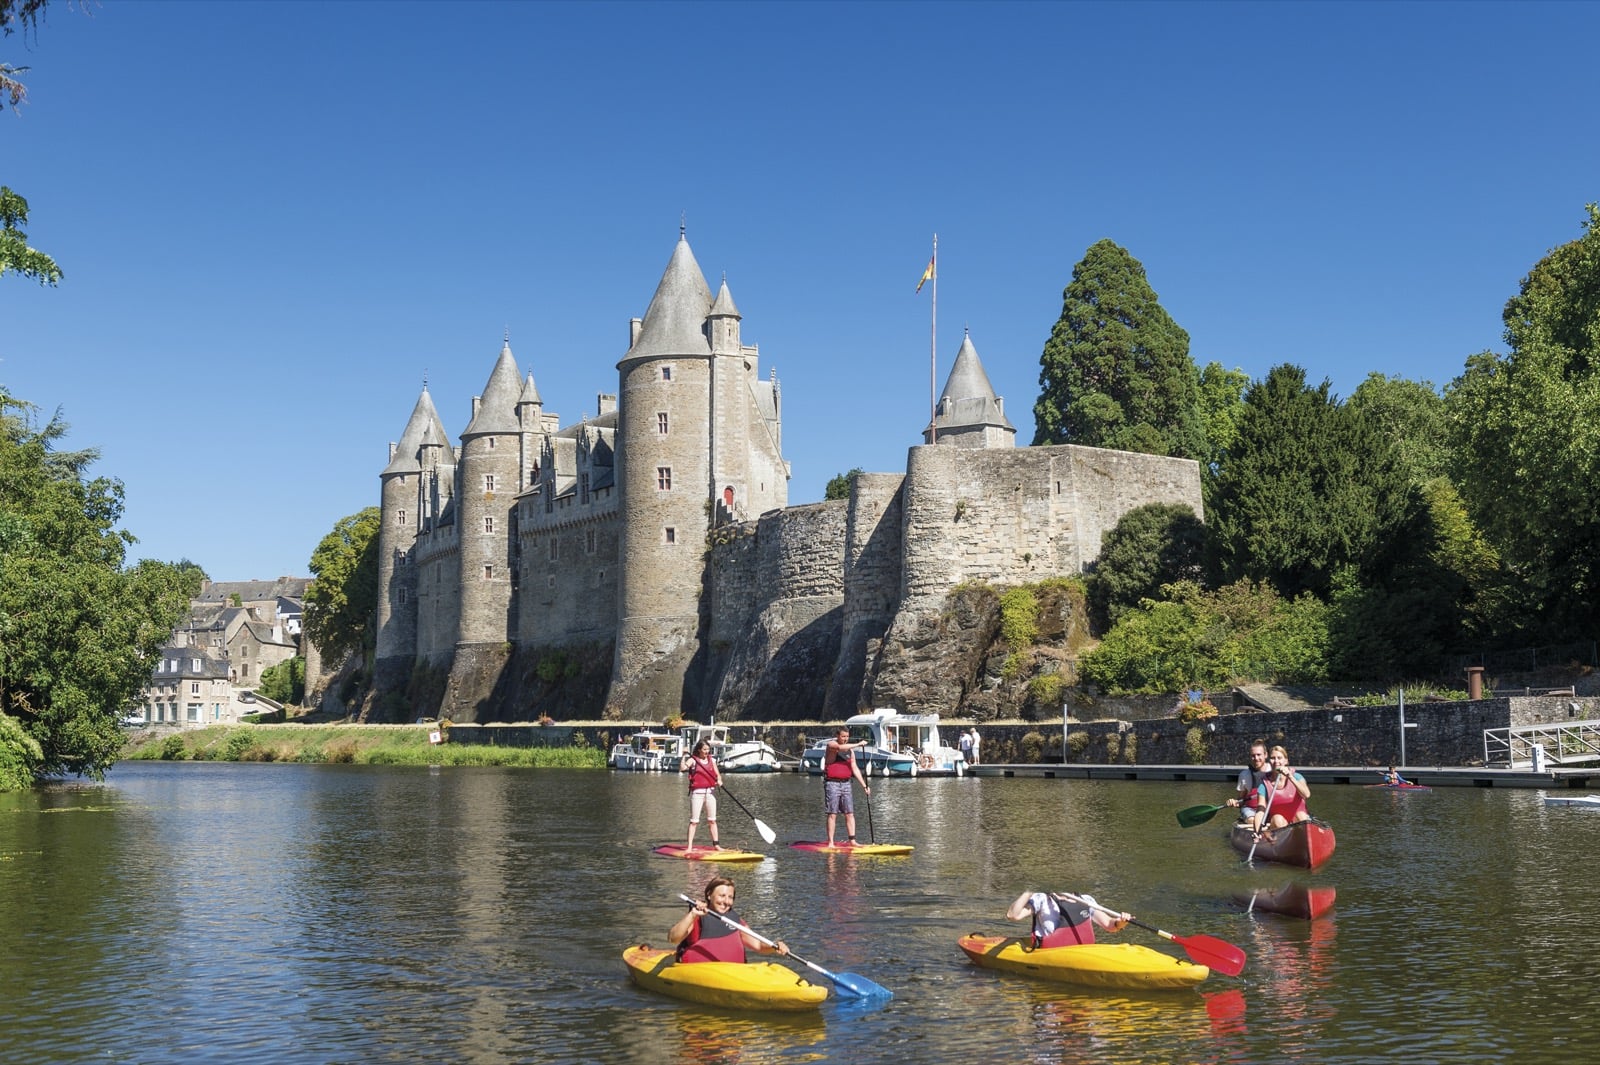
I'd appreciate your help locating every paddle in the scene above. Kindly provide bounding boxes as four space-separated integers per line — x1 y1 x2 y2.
718 782 777 845
1070 895 1247 977
1245 778 1277 864
864 770 877 844
676 894 892 1001
1176 803 1229 829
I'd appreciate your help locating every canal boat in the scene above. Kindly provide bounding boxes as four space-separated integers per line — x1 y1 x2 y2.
957 934 1209 990
797 708 966 777
623 944 828 1010
1231 883 1337 920
608 730 685 771
1230 819 1337 869
1543 794 1600 808
678 721 783 773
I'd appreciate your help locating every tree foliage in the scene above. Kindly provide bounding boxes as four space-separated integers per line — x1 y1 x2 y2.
258 656 305 706
1085 502 1206 631
303 508 381 666
0 390 200 785
823 467 863 501
1033 239 1204 459
0 186 61 285
1448 204 1600 638
1347 372 1449 485
1 0 50 112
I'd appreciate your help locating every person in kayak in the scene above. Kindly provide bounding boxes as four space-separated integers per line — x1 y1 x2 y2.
669 877 789 963
824 727 871 847
1225 740 1271 823
1006 890 1130 948
680 739 724 852
1382 766 1413 786
1249 745 1312 835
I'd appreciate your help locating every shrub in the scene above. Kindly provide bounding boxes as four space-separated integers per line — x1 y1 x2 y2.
1185 726 1209 763
1122 732 1138 764
1020 731 1046 762
999 586 1040 649
1176 699 1218 725
160 734 188 760
224 731 255 761
1067 730 1089 757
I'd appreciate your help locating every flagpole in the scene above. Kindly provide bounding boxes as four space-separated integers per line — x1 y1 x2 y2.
929 232 938 444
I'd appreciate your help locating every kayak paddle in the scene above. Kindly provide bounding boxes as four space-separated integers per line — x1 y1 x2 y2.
719 782 777 845
676 894 892 1001
1073 895 1247 977
1176 803 1229 829
1244 779 1276 864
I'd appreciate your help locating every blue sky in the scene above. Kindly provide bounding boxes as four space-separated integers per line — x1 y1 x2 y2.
4 1 1597 582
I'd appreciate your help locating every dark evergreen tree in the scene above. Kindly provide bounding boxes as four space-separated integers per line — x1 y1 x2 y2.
1085 502 1206 631
1033 239 1205 459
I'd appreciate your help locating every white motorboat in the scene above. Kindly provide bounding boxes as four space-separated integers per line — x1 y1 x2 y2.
798 709 966 777
608 730 685 771
678 722 783 773
1543 794 1600 807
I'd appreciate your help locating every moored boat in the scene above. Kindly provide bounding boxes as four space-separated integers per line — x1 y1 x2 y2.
957 934 1209 990
1543 794 1600 808
678 722 783 773
1229 820 1337 869
608 730 685 771
623 944 828 1010
1231 883 1337 920
798 708 965 777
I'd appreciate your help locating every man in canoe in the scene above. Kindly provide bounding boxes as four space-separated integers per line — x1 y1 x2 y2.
680 739 724 852
824 727 871 847
1005 890 1130 948
1225 740 1271 823
669 877 789 963
1248 745 1313 835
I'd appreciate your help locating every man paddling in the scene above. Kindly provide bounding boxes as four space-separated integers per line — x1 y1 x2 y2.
824 727 871 847
1225 740 1270 824
1005 890 1130 947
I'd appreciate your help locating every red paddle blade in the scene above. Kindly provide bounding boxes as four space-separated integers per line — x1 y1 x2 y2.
1174 932 1246 976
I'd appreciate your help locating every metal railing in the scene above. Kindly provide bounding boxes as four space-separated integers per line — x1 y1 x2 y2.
1484 718 1600 768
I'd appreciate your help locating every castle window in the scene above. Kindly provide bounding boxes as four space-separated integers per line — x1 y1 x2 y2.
657 467 672 491
661 365 673 381
397 551 408 566
664 527 677 544
580 473 590 504
488 436 496 449
483 565 494 580
657 412 669 435
398 509 407 526
549 539 559 561
398 587 408 604
485 474 496 492
484 516 495 534
586 529 596 554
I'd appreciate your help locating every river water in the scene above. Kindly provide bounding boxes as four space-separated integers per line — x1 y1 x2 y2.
2 761 1595 1064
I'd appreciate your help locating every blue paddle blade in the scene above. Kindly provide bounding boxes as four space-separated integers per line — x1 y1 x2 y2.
831 971 893 1001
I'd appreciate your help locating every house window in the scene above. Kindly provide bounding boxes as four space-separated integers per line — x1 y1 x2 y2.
548 539 559 561
585 529 596 554
187 703 200 722
661 365 673 381
483 564 494 580
657 467 672 490
664 527 677 544
241 664 250 678
191 658 201 671
485 474 496 492
484 516 495 534
657 412 669 435
580 473 590 504
399 509 407 525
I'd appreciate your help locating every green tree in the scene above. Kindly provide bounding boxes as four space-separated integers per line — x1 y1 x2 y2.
1085 502 1206 631
1448 205 1600 638
258 656 305 706
0 186 59 285
1 0 50 112
1195 361 1249 476
1207 364 1406 601
1347 372 1449 485
823 467 863 501
1033 239 1204 459
303 508 381 666
0 391 200 785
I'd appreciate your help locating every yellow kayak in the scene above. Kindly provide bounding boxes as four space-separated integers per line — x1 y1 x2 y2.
958 934 1209 990
623 945 829 1010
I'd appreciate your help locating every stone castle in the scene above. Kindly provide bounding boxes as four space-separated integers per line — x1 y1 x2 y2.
373 231 1202 723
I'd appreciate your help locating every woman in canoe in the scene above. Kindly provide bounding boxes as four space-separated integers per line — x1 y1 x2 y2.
669 877 789 963
1249 745 1312 834
680 739 724 852
1005 890 1130 948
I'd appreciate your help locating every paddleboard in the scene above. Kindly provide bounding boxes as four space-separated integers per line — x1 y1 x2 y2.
787 841 913 856
652 844 765 862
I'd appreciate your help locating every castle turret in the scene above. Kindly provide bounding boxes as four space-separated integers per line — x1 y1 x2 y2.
455 339 524 651
610 233 717 717
922 329 1016 448
375 387 449 695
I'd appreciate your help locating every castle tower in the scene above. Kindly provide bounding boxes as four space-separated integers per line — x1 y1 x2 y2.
375 387 449 692
922 329 1016 448
455 339 524 648
610 233 719 716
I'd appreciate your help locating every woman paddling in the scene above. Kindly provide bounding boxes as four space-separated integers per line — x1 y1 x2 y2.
1249 745 1312 836
1005 890 1130 948
680 739 724 852
669 877 789 963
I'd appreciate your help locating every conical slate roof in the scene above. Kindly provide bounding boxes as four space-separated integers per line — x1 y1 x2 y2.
935 332 1014 430
381 388 451 476
463 340 523 436
709 277 741 319
519 370 542 407
627 235 714 359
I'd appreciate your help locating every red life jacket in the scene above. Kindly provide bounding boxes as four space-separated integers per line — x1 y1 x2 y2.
687 755 718 790
824 744 855 781
676 910 747 963
1036 893 1097 947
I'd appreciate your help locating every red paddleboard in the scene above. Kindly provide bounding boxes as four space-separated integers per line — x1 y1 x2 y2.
787 841 913 856
652 844 764 862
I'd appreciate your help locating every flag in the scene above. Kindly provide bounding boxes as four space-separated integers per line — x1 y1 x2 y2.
916 254 935 294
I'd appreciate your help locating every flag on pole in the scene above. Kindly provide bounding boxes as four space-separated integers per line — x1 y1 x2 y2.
916 254 935 294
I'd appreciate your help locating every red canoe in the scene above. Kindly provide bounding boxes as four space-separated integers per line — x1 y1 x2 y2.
1365 782 1431 791
1231 883 1337 920
1230 820 1336 869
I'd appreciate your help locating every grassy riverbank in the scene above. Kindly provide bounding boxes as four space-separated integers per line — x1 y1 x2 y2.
121 724 606 768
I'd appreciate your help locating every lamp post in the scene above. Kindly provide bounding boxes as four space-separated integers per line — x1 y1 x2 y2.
1399 688 1419 766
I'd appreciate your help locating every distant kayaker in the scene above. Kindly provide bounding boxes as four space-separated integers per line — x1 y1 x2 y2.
824 727 871 847
1382 766 1412 786
1005 890 1130 948
670 877 788 963
1249 745 1312 835
680 739 724 852
1226 740 1271 822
